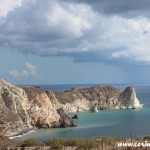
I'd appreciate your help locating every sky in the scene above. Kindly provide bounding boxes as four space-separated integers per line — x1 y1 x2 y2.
0 0 150 85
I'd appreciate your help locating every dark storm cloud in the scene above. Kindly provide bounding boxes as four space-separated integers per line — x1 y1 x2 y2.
64 0 150 18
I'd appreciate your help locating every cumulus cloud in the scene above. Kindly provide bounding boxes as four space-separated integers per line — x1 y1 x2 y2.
9 63 37 78
1 0 150 64
0 0 93 55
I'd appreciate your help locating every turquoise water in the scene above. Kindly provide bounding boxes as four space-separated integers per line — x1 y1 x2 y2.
13 84 150 141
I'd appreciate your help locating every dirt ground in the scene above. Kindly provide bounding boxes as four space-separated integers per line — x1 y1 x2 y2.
0 136 18 149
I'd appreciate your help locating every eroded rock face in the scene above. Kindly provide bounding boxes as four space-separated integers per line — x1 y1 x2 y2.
22 87 60 128
0 79 31 136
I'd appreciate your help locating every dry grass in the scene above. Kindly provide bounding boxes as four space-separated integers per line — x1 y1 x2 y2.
2 136 150 150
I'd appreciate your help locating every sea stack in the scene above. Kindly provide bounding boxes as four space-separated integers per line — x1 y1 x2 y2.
119 87 143 109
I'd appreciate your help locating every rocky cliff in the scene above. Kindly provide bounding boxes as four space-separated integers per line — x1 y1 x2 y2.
0 79 31 136
0 79 143 136
0 79 76 136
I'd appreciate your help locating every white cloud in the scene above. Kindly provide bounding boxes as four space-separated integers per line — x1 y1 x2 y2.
9 63 37 78
0 0 22 17
9 70 28 78
45 2 92 38
25 63 36 76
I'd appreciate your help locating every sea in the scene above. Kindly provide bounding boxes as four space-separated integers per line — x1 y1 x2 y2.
13 83 150 141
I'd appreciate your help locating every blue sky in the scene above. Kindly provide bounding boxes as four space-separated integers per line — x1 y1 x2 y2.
0 0 150 85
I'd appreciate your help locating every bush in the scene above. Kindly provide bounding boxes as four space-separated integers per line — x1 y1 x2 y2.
64 138 84 147
44 138 65 150
75 139 100 150
21 138 41 147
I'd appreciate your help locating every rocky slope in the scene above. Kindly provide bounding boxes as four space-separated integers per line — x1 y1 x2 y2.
53 85 143 112
0 79 143 136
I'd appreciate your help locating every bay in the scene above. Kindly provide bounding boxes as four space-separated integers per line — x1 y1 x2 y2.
14 84 150 141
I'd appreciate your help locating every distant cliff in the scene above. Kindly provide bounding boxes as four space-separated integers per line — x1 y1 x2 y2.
53 85 143 112
0 79 143 136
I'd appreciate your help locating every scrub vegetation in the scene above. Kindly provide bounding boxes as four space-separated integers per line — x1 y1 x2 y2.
5 136 150 150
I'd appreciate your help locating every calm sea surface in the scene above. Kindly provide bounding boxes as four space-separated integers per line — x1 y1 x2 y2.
14 84 150 141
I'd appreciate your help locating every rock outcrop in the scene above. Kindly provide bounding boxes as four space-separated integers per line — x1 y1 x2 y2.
72 114 78 119
57 108 77 128
0 78 143 136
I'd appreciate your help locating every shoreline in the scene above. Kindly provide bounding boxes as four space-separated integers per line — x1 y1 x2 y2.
8 127 39 140
9 108 147 141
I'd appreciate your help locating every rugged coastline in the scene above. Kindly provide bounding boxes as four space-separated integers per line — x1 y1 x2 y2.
0 78 143 137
